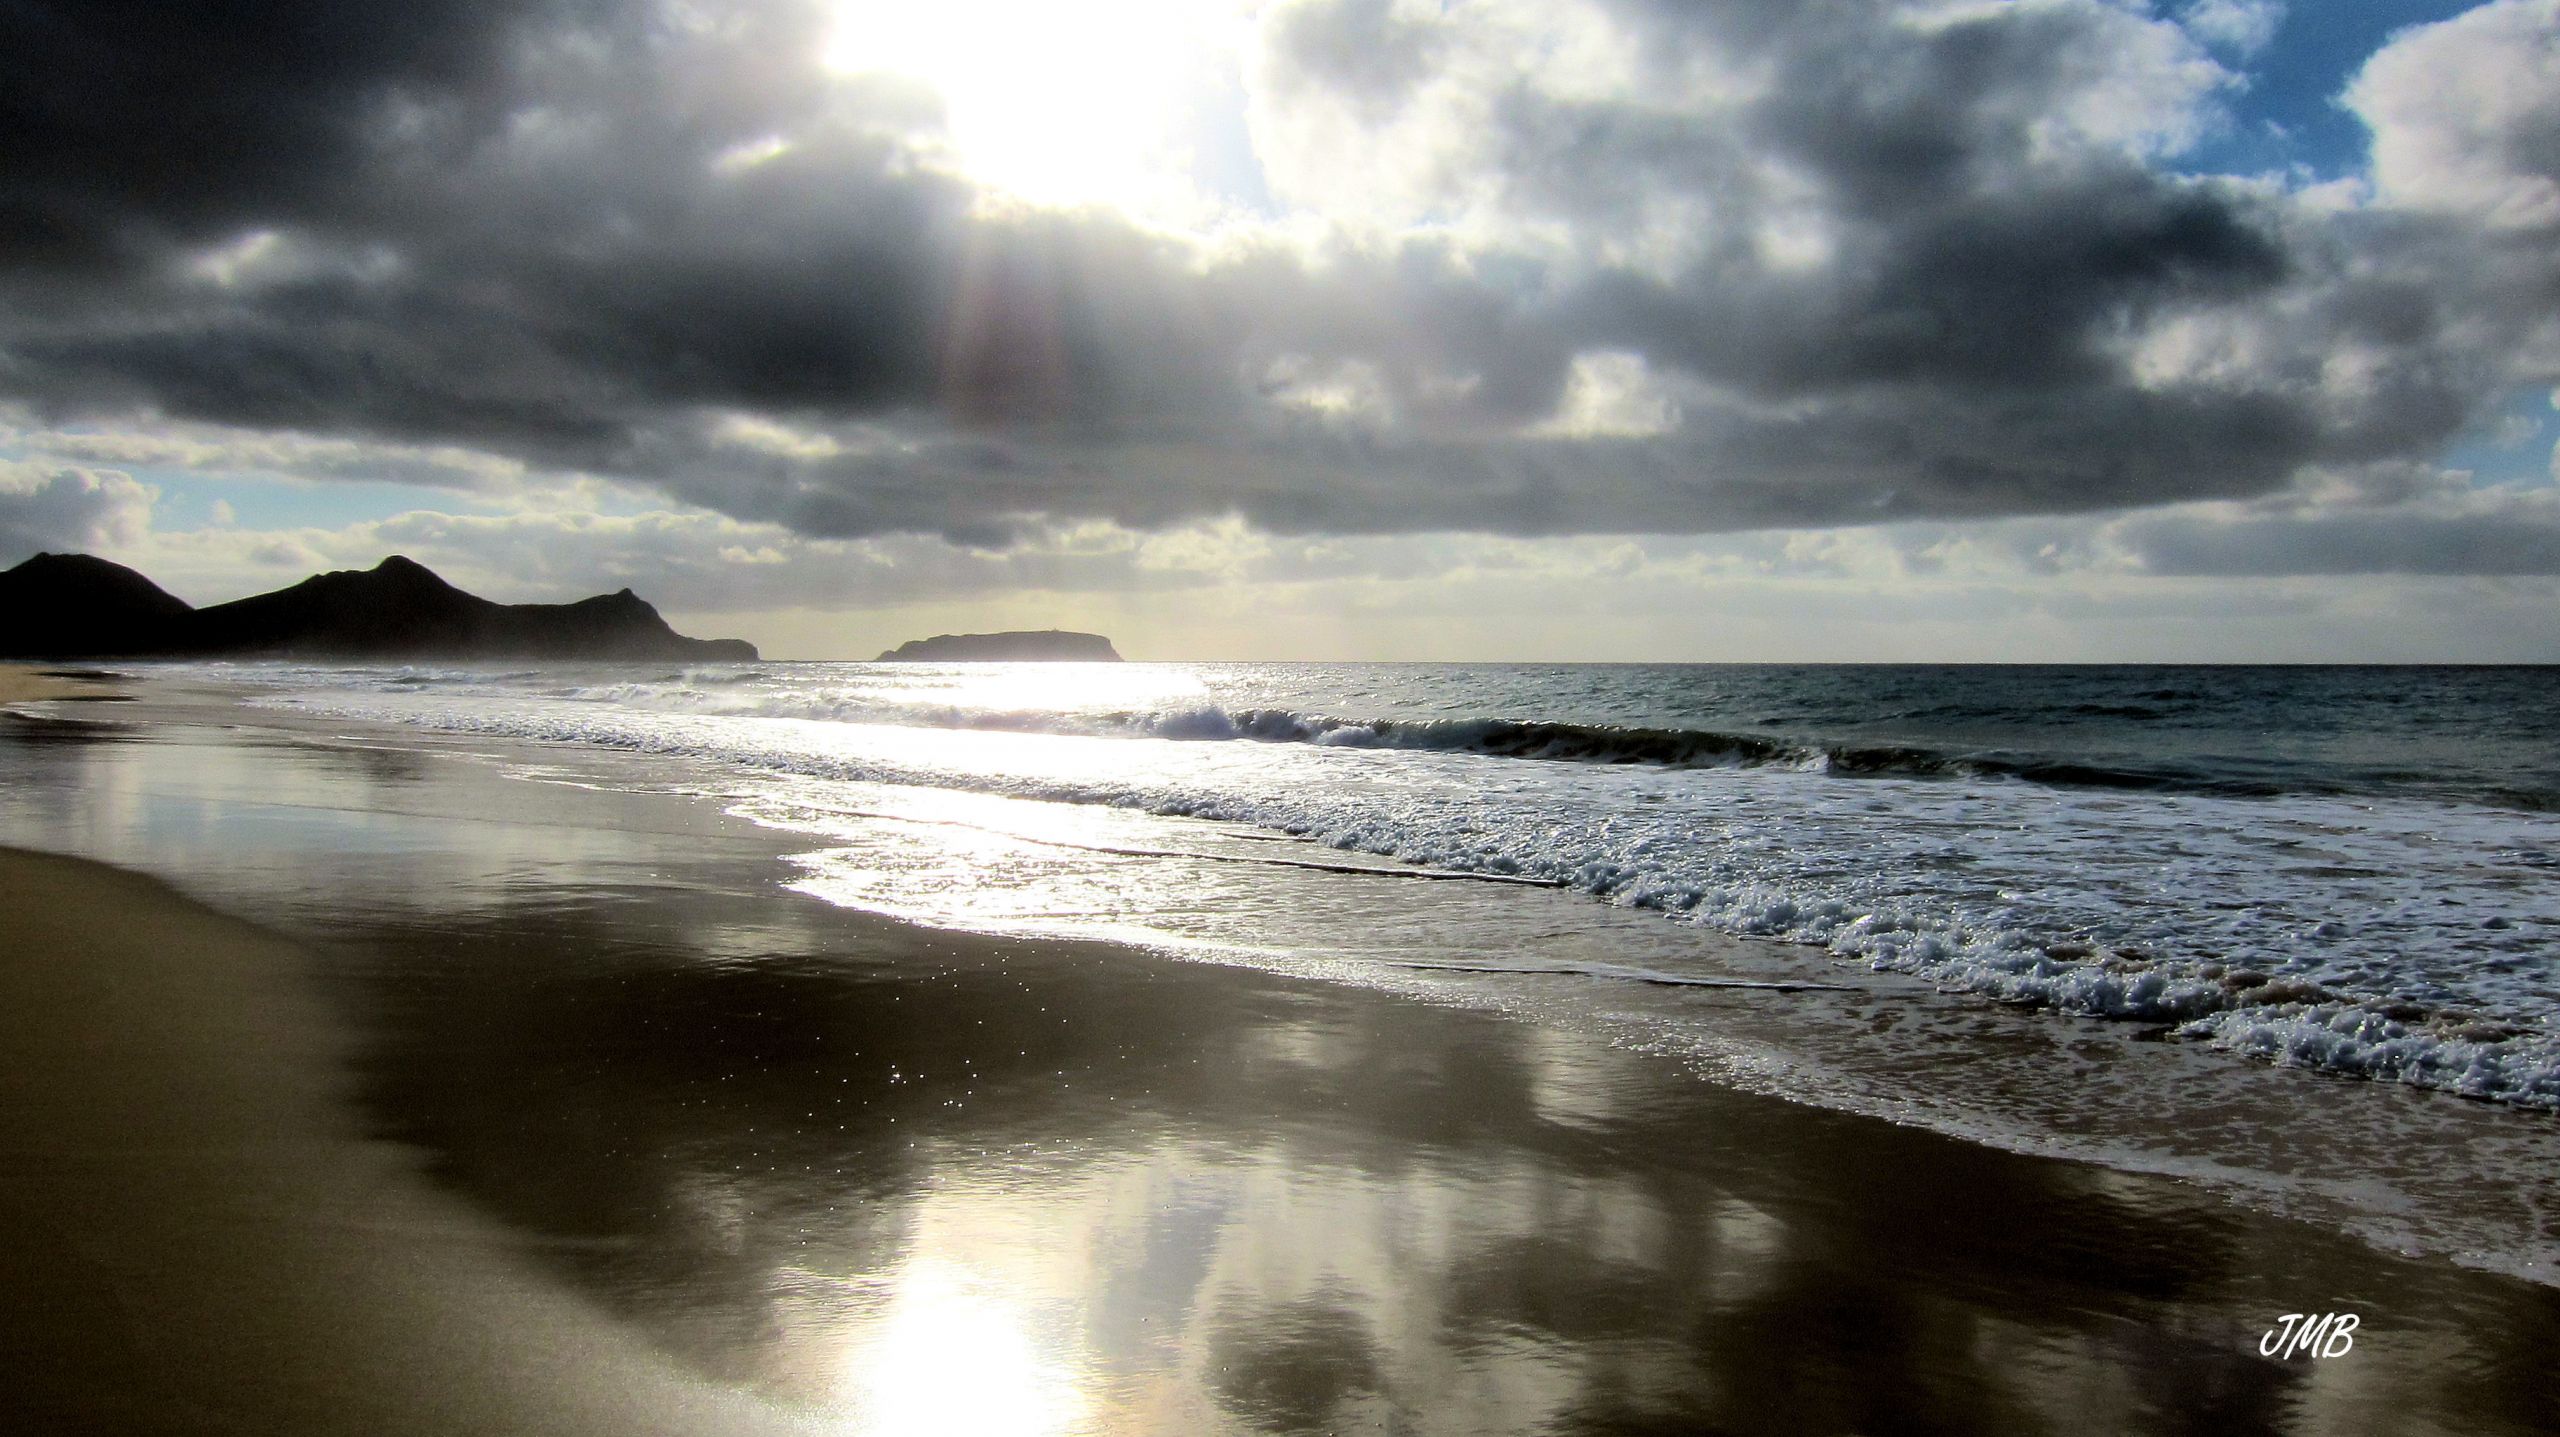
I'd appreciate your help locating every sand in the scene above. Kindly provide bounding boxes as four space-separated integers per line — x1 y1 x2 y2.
0 844 825 1437
0 663 133 706
2 681 2556 1435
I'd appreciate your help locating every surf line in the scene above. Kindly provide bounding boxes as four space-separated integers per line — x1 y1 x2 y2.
751 800 1569 887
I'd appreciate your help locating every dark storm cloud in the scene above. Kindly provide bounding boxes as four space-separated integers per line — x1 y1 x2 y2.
0 0 2552 552
0 0 595 273
1566 168 2288 394
0 0 967 450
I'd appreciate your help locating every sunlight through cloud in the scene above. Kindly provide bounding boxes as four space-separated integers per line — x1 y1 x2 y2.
822 0 1255 224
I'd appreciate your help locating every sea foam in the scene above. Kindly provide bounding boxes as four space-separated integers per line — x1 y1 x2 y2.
244 673 2560 1112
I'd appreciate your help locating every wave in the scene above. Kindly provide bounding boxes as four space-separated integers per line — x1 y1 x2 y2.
254 685 2560 1112
200 661 2556 810
562 688 2363 800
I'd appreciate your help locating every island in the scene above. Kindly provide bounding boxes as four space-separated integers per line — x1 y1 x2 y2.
875 630 1123 662
0 552 758 662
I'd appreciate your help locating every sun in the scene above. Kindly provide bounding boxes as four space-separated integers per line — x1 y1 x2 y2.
822 0 1255 224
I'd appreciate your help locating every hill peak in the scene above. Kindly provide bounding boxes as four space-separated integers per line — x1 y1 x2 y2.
0 552 196 658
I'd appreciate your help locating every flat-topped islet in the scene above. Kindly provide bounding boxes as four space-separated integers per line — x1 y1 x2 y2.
875 630 1122 662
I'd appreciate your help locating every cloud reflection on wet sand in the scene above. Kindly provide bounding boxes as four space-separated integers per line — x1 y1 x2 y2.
329 891 2558 1435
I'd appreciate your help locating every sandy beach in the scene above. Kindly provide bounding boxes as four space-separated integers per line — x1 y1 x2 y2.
0 843 839 1437
0 663 134 705
2 675 2556 1435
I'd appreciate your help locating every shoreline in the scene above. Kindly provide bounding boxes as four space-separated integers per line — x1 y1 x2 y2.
3 677 2557 1432
166 662 2560 1290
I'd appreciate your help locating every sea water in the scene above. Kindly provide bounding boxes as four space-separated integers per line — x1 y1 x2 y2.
205 659 2560 1121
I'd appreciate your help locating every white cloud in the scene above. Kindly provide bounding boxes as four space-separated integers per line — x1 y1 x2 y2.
0 461 155 560
1527 352 1680 439
2180 0 2285 58
2351 0 2560 229
708 411 848 461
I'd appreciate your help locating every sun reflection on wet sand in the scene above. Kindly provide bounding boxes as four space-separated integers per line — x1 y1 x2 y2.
829 1257 1091 1436
318 903 2560 1436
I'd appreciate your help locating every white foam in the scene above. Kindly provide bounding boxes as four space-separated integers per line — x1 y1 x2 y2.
236 671 2560 1112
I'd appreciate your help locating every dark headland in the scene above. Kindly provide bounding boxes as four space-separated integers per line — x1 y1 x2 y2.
0 552 756 662
876 629 1122 661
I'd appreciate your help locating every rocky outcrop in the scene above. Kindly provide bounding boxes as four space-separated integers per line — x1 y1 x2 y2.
875 629 1123 662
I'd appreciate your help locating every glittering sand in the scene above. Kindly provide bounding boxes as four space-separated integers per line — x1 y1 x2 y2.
2 682 2555 1435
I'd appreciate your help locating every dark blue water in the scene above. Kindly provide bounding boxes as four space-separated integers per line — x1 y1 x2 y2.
1604 664 2560 809
908 662 2560 811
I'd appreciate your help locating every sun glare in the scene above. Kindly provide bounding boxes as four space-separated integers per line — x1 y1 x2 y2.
823 0 1251 223
840 1259 1090 1436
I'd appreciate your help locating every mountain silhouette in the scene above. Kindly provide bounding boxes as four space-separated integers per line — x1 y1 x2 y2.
0 552 196 659
1 553 757 662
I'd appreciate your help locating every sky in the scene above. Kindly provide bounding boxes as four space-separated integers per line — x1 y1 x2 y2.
2 0 2556 661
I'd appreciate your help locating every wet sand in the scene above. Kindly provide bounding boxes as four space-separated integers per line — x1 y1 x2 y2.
0 662 133 705
1 685 2556 1434
0 843 823 1437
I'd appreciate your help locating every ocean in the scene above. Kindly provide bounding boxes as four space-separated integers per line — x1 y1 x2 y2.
201 659 2558 1122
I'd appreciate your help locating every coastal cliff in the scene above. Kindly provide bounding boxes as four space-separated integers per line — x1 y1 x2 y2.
0 553 758 662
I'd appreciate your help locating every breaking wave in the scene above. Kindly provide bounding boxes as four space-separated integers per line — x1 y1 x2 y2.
544 689 2484 803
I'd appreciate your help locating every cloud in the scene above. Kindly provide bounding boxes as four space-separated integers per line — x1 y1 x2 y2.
0 0 574 273
2180 1 2286 58
2120 491 2560 576
2350 0 2560 230
2 409 528 491
0 0 2554 569
0 461 155 561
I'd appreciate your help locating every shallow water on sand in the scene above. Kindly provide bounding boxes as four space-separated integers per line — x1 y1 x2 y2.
62 660 2547 1282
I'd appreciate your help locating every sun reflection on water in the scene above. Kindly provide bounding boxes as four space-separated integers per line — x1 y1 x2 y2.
851 661 1215 728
